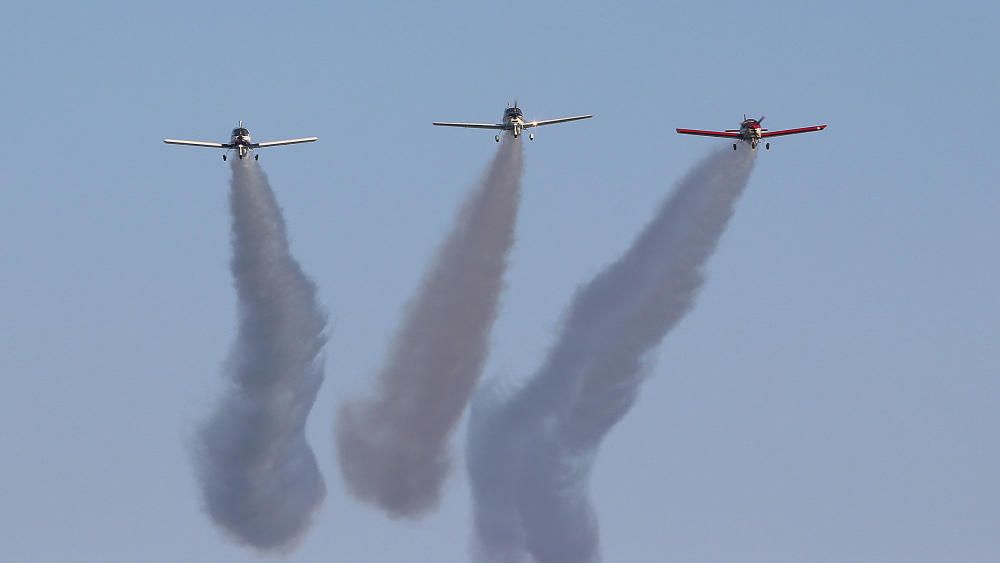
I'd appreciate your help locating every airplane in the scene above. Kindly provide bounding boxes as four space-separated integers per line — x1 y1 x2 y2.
163 122 318 161
676 115 826 150
433 102 592 142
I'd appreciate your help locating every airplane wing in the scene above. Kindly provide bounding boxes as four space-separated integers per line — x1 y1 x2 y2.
432 122 507 130
163 139 231 148
524 115 593 128
675 129 742 138
761 125 826 138
252 137 319 148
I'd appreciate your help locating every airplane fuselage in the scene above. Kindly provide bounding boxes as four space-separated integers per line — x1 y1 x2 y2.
738 120 764 148
741 124 762 140
502 107 525 137
231 127 253 158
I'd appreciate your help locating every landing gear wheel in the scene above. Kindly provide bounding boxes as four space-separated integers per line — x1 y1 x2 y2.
495 135 500 143
223 154 227 161
529 133 534 140
254 154 259 160
733 144 737 151
765 142 770 150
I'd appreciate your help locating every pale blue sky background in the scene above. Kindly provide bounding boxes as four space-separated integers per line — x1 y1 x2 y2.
0 1 997 561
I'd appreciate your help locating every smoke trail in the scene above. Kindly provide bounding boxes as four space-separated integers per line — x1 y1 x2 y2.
336 139 524 518
195 160 327 552
468 148 756 562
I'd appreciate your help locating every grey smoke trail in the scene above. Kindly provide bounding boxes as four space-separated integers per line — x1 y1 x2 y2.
195 160 327 552
468 148 756 563
337 139 524 518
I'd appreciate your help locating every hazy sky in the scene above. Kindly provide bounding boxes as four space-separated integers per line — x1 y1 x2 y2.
0 2 997 561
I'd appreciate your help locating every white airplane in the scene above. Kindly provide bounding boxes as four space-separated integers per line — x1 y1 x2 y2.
163 122 318 161
433 102 592 142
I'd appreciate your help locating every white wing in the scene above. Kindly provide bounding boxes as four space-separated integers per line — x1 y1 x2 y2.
432 122 507 130
163 139 230 148
253 137 319 148
524 115 593 128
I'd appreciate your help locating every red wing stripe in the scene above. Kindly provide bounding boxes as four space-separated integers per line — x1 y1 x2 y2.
676 128 742 138
760 125 827 138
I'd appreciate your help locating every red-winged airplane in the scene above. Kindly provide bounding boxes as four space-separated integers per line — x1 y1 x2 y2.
676 115 826 150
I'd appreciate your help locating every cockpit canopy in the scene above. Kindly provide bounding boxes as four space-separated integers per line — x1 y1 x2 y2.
232 127 250 137
504 107 523 117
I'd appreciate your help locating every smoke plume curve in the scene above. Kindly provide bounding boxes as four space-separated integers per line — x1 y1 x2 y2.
468 148 756 562
195 160 327 552
337 139 524 517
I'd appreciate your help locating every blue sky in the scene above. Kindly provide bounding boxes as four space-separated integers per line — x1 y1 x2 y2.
0 1 997 561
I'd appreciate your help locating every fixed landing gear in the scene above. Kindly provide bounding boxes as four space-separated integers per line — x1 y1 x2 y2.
495 135 500 142
254 154 259 160
765 142 770 150
733 143 737 151
222 154 227 161
529 133 534 140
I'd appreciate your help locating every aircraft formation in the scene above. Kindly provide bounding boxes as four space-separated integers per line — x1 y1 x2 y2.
163 104 826 158
166 100 827 556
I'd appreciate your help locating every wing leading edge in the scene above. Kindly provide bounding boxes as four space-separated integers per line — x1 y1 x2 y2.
760 125 827 138
253 137 319 148
163 139 231 148
524 115 593 128
432 122 506 130
675 129 742 139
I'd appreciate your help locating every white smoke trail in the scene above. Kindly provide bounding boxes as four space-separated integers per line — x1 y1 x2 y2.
195 160 327 552
467 148 757 562
336 139 524 518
